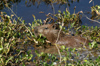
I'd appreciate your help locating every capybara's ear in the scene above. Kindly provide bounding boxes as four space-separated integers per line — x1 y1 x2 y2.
48 23 60 29
53 23 60 29
33 27 39 38
47 23 55 28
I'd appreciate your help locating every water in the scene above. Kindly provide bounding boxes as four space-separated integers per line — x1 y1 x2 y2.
1 0 100 26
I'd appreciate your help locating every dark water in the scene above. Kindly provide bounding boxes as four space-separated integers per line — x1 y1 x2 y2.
1 0 100 26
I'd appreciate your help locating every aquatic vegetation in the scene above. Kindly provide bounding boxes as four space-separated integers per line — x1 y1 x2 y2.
0 10 100 66
31 9 100 66
55 8 82 28
25 0 79 7
91 5 100 20
0 0 21 10
0 0 79 10
91 5 100 15
0 12 33 65
0 1 100 66
32 9 100 66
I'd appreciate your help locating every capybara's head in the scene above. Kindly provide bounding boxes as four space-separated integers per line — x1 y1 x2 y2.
34 24 60 38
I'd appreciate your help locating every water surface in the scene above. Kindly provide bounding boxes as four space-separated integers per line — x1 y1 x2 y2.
1 0 100 26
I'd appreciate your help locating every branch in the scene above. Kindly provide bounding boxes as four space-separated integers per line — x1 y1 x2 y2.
51 3 63 64
55 16 64 64
79 11 100 24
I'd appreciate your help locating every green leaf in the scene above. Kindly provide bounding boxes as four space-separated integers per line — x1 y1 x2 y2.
70 22 75 28
5 56 14 65
61 45 65 49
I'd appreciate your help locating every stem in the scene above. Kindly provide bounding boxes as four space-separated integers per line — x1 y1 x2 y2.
51 3 63 64
55 16 64 64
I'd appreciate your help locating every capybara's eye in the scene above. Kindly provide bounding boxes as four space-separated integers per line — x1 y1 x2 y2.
44 27 48 29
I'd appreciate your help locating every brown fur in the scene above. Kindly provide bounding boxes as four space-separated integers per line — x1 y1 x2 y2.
34 24 90 48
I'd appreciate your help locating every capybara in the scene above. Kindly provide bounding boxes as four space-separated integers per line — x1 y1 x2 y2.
34 24 90 48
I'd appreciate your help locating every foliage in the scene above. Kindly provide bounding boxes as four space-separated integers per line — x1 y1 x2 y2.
0 0 21 10
0 0 79 10
31 8 100 66
0 3 100 66
0 12 33 66
91 5 100 15
55 8 81 28
32 7 100 66
91 5 100 20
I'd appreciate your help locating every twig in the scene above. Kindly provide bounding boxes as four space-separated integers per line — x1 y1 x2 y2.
51 3 62 64
51 3 55 19
55 25 62 64
79 11 100 24
55 16 64 64
84 14 100 24
89 0 93 3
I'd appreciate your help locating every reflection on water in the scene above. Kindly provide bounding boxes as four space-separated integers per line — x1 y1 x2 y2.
0 0 21 10
0 0 78 10
25 44 100 65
